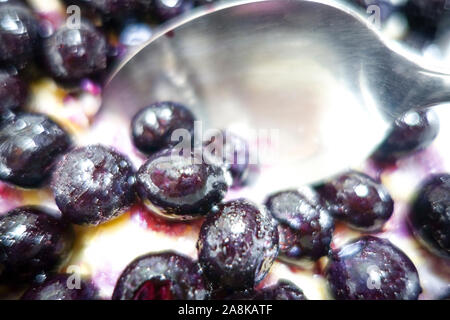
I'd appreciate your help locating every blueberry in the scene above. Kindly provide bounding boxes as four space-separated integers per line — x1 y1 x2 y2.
131 101 196 154
139 0 194 21
112 251 208 300
316 171 394 232
42 22 108 82
326 236 422 300
0 4 38 69
0 68 27 113
0 206 74 283
197 199 279 291
264 188 333 261
21 273 99 300
409 173 450 259
51 145 136 225
204 131 258 188
0 112 72 188
372 109 440 162
136 148 228 220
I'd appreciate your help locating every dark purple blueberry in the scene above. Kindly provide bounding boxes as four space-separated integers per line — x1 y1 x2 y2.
136 148 228 220
372 109 440 162
0 112 72 188
265 188 333 261
0 4 38 69
197 199 279 291
140 0 194 21
42 22 107 81
131 101 196 154
0 206 75 283
21 273 99 300
409 173 450 259
204 131 258 188
112 251 208 300
326 236 422 300
51 145 136 225
0 68 27 112
316 171 394 232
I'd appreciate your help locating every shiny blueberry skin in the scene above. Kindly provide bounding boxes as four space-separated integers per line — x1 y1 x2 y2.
0 113 72 188
131 101 196 154
372 109 440 162
326 236 422 300
112 251 208 300
136 148 228 220
204 131 258 188
197 199 279 291
43 22 107 81
316 171 394 232
51 145 136 226
0 4 38 69
21 273 99 300
0 206 75 283
0 68 27 113
409 173 450 259
265 188 333 261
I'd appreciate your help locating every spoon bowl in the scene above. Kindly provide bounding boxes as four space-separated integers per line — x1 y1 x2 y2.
101 0 450 189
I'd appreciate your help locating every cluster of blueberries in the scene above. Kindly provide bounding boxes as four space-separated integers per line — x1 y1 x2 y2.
0 0 448 300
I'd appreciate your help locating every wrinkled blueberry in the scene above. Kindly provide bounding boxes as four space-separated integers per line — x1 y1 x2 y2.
112 251 208 300
43 22 107 81
136 148 228 220
51 145 136 225
0 68 27 112
21 273 99 300
0 206 74 283
372 109 439 162
131 101 196 154
409 173 450 259
197 199 279 291
139 0 194 21
0 112 72 188
0 4 38 69
326 236 422 300
316 171 394 232
204 131 258 188
265 188 333 261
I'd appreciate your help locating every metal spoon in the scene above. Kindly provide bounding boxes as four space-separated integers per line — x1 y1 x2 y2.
100 0 450 190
